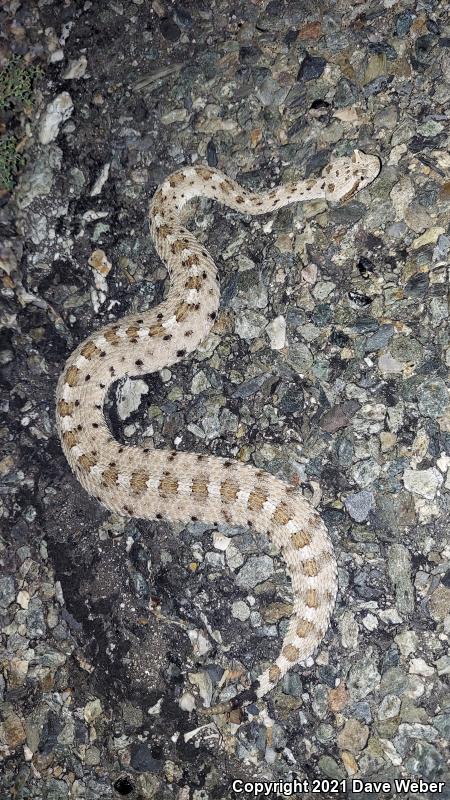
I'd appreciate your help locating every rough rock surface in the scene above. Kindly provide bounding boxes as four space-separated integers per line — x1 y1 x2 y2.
1 0 450 798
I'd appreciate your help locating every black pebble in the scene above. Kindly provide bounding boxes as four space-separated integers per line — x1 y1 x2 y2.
130 743 162 773
113 776 135 796
160 16 181 42
297 53 326 81
207 140 218 167
358 256 375 278
348 291 373 306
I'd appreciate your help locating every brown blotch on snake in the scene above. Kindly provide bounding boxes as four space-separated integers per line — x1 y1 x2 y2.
158 475 179 496
65 366 80 387
282 644 299 662
191 478 209 498
58 400 74 417
78 453 98 471
102 465 119 488
62 430 78 449
296 618 315 637
130 470 150 494
248 488 269 511
273 502 293 525
81 341 100 360
220 480 239 501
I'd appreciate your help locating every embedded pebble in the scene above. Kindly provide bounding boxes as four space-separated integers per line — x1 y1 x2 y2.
231 600 251 621
403 468 443 500
62 56 88 80
344 490 374 522
337 718 369 754
388 544 414 616
236 556 274 589
84 699 102 723
266 315 286 350
0 576 16 608
38 92 74 144
116 377 149 419
297 53 326 81
417 378 449 418
378 694 401 721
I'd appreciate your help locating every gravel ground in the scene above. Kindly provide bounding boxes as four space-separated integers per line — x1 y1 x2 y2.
1 1 450 798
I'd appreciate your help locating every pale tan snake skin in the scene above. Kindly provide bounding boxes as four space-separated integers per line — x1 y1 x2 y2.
56 150 381 714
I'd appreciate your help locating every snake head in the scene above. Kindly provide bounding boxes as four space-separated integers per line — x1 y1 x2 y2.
321 150 381 203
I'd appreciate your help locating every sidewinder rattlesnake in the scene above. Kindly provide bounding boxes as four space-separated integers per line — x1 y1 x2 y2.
56 149 381 714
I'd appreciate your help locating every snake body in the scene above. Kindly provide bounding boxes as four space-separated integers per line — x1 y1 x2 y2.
56 150 381 713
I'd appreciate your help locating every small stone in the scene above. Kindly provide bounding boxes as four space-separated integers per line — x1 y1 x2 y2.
434 714 450 738
341 750 359 776
388 544 414 615
84 698 102 723
117 377 149 419
302 263 317 284
287 342 313 373
337 718 369 754
348 652 381 701
409 658 434 676
298 21 321 39
428 585 450 622
318 755 345 779
320 401 359 433
396 10 415 36
7 658 29 688
122 703 144 727
433 234 450 264
417 378 449 418
161 108 187 125
0 710 26 748
62 56 88 80
378 694 401 720
179 692 195 712
362 613 378 631
390 177 415 215
266 315 286 350
395 630 418 657
339 611 359 649
412 226 445 250
364 325 394 352
88 248 112 276
364 53 387 84
236 555 274 589
188 629 211 657
380 431 397 451
328 683 349 712
235 310 267 340
436 654 450 675
297 53 326 81
344 490 374 522
0 576 16 608
256 75 289 107
159 16 180 41
378 351 403 374
231 600 250 621
130 743 162 773
39 92 74 145
85 746 101 766
403 468 443 500
26 598 46 638
16 590 30 609
261 602 293 623
282 671 303 698
188 670 213 706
